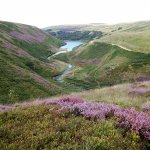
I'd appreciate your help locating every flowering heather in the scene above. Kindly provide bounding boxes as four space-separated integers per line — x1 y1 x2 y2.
0 105 16 111
52 97 150 140
62 101 120 120
142 103 150 112
10 30 46 43
114 108 150 140
136 76 150 82
1 42 13 49
128 88 150 96
0 97 150 140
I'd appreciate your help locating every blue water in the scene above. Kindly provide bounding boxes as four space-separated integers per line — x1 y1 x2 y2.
61 41 83 52
55 41 83 82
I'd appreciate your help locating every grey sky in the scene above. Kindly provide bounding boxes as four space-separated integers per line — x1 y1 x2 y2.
0 0 150 28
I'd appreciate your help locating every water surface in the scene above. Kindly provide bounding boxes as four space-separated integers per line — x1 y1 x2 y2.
61 41 83 52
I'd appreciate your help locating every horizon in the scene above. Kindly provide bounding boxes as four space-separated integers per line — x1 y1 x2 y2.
0 0 150 28
1 19 150 29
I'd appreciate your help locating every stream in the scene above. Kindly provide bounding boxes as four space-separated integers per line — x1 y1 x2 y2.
52 41 83 82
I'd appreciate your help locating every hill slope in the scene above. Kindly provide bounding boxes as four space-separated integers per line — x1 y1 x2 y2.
98 21 150 53
0 21 67 104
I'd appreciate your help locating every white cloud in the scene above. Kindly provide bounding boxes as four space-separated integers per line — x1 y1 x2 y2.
0 0 150 28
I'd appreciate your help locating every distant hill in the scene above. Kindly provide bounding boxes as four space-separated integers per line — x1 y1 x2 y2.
44 24 104 41
45 21 150 33
0 21 67 104
43 23 106 31
45 21 150 53
98 21 150 53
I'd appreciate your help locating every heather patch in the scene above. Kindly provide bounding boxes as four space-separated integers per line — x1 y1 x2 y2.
114 108 150 140
136 76 150 82
0 105 16 111
128 88 150 96
0 104 149 150
142 103 150 112
1 42 13 49
53 97 150 140
1 97 150 141
10 30 46 43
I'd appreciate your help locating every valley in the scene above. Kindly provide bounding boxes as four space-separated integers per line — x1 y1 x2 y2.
0 20 150 149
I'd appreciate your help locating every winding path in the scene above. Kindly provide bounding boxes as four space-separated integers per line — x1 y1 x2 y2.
111 43 131 51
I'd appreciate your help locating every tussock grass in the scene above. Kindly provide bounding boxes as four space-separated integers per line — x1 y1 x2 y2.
69 81 150 108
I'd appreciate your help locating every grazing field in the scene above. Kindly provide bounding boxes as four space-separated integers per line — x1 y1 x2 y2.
98 31 150 53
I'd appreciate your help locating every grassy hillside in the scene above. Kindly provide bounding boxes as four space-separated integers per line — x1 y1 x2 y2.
0 21 68 104
54 42 150 89
89 21 150 53
0 21 64 61
98 29 150 53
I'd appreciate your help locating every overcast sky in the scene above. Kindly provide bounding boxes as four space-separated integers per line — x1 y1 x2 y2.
0 0 150 28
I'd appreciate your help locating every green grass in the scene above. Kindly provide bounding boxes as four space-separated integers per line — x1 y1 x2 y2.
0 105 148 150
99 32 150 53
0 58 63 104
96 21 150 53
